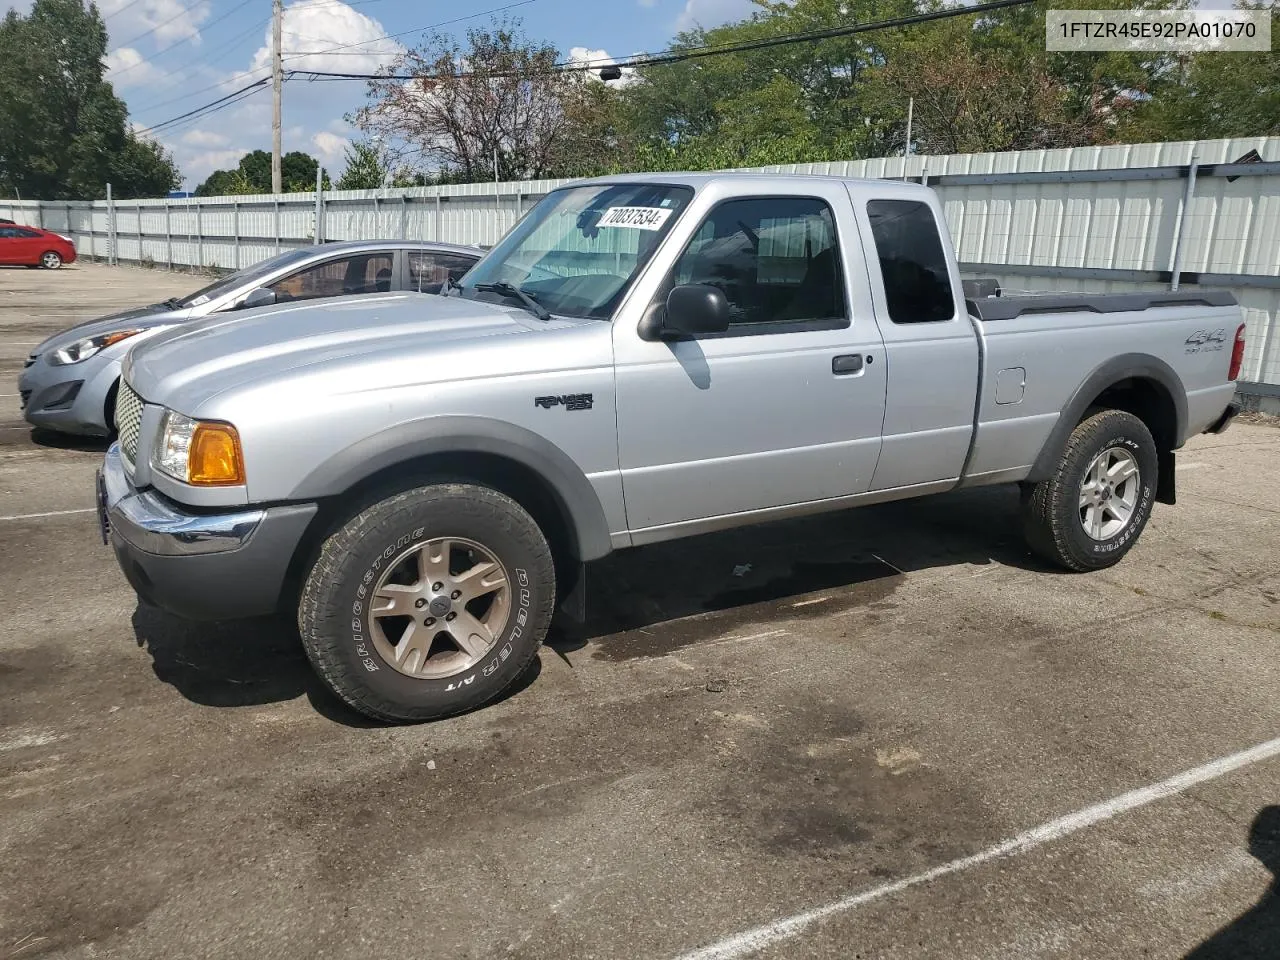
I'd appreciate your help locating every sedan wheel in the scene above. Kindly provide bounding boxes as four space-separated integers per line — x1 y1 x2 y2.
41 251 63 270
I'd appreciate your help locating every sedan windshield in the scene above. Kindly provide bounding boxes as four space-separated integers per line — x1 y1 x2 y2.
458 183 694 320
176 247 315 307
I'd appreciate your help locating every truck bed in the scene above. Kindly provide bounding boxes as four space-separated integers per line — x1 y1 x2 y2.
967 289 1237 322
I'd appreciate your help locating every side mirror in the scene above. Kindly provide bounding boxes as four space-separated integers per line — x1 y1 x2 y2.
653 284 731 339
240 287 277 309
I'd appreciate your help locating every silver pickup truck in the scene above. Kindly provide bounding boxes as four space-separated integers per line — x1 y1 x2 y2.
97 173 1244 722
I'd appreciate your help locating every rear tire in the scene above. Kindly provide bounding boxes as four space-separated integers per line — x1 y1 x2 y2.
1022 409 1158 571
298 483 556 723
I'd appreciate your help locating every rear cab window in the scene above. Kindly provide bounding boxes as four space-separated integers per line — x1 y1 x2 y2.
865 199 955 324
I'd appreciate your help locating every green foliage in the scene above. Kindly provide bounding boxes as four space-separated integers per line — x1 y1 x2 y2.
1126 2 1280 140
195 150 330 196
0 0 180 199
336 141 389 190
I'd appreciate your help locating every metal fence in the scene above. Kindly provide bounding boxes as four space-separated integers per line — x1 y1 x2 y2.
3 136 1279 386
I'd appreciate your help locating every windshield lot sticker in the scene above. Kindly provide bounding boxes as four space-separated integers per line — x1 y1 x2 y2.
598 206 673 230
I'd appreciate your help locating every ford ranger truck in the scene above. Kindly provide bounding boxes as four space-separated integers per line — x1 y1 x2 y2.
96 174 1244 722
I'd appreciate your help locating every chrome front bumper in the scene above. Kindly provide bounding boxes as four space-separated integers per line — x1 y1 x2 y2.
97 443 318 621
99 443 264 556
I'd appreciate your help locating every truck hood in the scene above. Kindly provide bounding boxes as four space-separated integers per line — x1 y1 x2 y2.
125 292 559 409
34 303 188 354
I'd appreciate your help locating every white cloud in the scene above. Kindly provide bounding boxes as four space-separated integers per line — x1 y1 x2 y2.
312 131 349 166
180 129 228 147
675 0 757 32
105 46 164 87
233 0 402 83
101 0 210 47
184 147 249 183
568 46 639 86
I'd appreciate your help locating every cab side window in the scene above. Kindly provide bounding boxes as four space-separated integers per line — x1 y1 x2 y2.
671 197 846 330
268 253 395 302
865 200 954 324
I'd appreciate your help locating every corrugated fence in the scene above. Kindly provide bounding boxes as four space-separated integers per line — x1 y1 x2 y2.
3 136 1279 388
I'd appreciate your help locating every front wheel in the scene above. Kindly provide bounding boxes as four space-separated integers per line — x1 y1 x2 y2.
40 251 63 269
1022 409 1158 571
298 483 556 723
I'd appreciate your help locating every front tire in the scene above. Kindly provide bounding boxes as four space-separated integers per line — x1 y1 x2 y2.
1022 409 1158 571
298 483 556 723
40 251 63 269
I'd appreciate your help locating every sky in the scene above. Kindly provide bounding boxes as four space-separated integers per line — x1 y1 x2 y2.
3 0 759 189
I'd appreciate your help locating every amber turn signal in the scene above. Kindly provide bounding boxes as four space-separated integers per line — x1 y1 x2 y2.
188 422 245 485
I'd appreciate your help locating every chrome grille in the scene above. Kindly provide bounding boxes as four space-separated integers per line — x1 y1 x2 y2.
116 380 144 463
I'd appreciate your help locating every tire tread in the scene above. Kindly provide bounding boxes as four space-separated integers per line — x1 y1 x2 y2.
1022 409 1155 572
297 483 553 723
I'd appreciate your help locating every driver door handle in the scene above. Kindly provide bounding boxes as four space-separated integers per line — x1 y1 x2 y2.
832 354 864 375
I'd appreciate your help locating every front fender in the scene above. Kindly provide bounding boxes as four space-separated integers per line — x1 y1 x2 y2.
288 415 614 561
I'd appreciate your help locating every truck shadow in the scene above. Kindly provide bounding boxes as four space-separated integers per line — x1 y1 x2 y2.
131 484 1045 723
1182 806 1280 959
549 483 1047 661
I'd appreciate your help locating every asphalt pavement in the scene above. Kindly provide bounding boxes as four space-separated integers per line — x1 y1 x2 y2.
2 262 1278 960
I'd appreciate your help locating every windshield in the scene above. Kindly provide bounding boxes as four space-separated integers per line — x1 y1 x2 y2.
459 183 694 320
176 247 315 307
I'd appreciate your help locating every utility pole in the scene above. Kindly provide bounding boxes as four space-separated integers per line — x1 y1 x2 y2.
271 0 283 194
902 97 913 181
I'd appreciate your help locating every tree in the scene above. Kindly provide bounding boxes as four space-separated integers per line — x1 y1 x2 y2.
1127 2 1280 141
0 0 180 199
195 150 328 196
352 20 604 181
336 141 390 189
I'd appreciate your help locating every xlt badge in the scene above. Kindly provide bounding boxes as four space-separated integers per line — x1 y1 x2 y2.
535 393 593 411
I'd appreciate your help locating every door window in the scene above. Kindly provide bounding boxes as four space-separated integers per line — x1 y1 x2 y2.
408 251 478 293
268 253 395 302
865 200 954 324
671 197 846 330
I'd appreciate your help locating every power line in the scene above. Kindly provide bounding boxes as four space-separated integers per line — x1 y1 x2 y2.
281 0 537 62
126 19 273 112
294 0 1037 81
111 0 258 77
134 75 271 135
113 0 209 51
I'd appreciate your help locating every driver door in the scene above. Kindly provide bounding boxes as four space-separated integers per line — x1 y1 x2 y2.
612 182 887 541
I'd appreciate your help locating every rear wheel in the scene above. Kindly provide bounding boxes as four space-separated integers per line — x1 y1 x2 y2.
298 482 556 723
40 251 63 269
1022 409 1158 571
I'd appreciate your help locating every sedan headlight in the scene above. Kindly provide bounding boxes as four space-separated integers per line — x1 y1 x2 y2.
57 233 74 243
151 410 245 486
50 329 143 365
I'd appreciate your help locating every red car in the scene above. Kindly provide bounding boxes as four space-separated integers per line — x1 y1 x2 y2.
0 224 77 269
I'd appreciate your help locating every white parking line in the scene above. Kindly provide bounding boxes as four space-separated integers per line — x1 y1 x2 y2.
675 734 1280 960
0 508 95 522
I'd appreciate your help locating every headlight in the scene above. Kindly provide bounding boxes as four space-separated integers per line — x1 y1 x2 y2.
50 329 143 365
151 410 245 486
57 233 74 243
